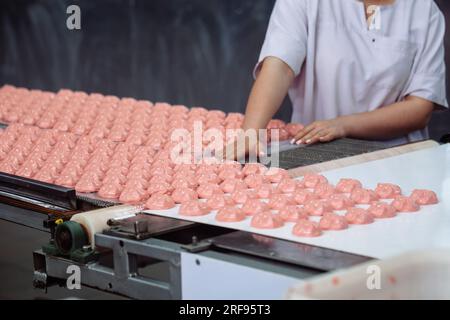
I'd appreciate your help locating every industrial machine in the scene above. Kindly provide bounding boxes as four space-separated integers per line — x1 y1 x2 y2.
0 131 448 299
0 167 372 299
0 180 369 299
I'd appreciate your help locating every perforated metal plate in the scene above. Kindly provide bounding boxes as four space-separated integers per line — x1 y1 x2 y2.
276 138 388 170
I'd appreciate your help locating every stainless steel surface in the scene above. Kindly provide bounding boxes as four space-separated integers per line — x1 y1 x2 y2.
0 219 123 299
76 192 118 208
211 231 373 271
33 231 327 299
276 138 388 170
40 251 176 299
0 172 77 210
96 234 182 298
0 202 49 232
34 233 185 299
0 190 66 211
33 270 48 290
105 214 194 240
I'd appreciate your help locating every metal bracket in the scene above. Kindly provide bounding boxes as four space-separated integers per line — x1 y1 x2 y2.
104 213 193 240
33 270 48 291
181 236 213 253
0 172 77 210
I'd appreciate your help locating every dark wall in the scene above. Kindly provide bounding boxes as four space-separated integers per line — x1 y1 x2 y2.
434 0 450 140
0 0 292 119
0 0 448 139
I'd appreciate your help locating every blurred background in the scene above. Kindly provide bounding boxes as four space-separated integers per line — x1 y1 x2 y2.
0 0 448 139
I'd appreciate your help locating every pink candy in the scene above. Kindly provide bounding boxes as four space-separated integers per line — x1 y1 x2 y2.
264 167 290 183
216 207 246 222
241 199 269 216
350 188 379 204
75 177 101 193
98 183 124 199
148 181 173 195
345 208 374 225
292 220 321 237
197 183 223 199
293 189 318 205
304 200 333 216
279 206 308 222
244 174 265 189
251 212 284 229
171 177 197 189
314 183 337 199
242 163 267 176
319 213 348 231
220 179 247 193
268 194 295 210
375 183 402 199
256 184 275 199
277 178 297 194
145 194 176 210
392 196 420 212
410 189 438 205
119 187 147 204
368 202 397 219
1 88 441 242
197 172 220 185
218 168 244 181
231 189 257 204
172 187 198 204
328 194 354 210
302 173 328 189
206 194 234 210
335 178 362 193
179 200 210 216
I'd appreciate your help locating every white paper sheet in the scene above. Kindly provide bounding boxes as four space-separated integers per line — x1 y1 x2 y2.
144 144 450 259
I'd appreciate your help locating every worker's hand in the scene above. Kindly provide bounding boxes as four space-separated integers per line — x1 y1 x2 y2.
215 132 266 162
291 117 349 145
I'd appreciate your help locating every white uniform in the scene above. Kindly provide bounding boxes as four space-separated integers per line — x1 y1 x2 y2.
255 0 448 145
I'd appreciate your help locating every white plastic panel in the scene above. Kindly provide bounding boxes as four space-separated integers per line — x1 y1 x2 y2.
181 252 300 300
145 145 450 259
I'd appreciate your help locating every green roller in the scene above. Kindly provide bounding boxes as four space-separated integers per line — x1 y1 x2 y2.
55 221 88 255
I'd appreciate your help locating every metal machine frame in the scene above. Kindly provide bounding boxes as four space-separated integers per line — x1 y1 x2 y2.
0 138 382 300
34 235 183 299
28 211 371 300
32 234 367 299
0 197 373 300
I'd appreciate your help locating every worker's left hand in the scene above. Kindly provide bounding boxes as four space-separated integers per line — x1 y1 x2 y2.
291 117 349 145
215 134 266 162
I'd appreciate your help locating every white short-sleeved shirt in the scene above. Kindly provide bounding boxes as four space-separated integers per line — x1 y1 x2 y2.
255 0 448 145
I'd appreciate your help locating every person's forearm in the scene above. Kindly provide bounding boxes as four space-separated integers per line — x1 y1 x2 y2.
342 96 434 140
242 57 295 131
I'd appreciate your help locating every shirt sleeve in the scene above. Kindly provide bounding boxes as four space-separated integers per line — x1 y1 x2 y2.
254 0 308 78
403 2 448 109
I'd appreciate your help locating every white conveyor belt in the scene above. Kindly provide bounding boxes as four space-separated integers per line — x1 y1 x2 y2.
144 144 450 259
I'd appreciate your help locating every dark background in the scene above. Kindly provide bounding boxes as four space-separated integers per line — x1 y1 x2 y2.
0 0 448 139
